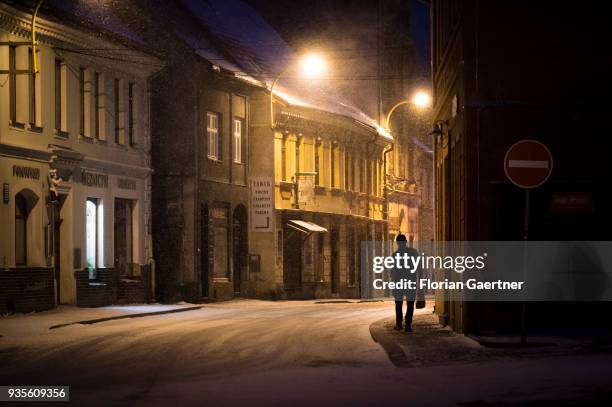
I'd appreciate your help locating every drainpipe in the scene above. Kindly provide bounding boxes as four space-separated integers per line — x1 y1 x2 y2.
382 142 394 221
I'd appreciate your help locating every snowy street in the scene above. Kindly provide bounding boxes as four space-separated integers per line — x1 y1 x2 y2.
1 300 612 406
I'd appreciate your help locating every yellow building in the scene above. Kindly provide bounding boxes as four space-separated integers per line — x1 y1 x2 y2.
248 92 391 299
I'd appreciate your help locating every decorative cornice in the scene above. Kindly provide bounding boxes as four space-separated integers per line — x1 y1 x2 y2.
0 3 160 70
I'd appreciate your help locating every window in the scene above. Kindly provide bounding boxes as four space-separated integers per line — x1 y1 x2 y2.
15 193 28 266
350 154 356 191
330 142 337 188
233 118 243 163
93 72 101 140
314 139 321 185
54 59 66 134
114 78 122 144
85 198 104 276
360 158 366 193
207 112 220 160
128 81 135 146
9 46 17 124
28 48 41 128
79 67 86 136
367 159 372 195
344 149 350 190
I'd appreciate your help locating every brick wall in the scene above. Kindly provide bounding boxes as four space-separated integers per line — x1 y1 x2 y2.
116 265 153 304
74 268 118 307
0 268 55 314
75 265 153 307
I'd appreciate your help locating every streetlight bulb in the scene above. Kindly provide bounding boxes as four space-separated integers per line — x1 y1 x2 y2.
300 53 326 78
412 91 431 108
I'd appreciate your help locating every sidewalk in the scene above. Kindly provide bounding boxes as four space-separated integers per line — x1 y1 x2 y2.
370 309 612 368
0 303 203 338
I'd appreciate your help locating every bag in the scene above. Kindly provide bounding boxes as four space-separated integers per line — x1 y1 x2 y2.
415 290 426 309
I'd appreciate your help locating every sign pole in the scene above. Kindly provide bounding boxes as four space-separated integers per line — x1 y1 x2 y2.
521 188 530 345
503 139 553 346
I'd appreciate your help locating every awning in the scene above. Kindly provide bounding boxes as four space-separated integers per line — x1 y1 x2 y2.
287 220 328 234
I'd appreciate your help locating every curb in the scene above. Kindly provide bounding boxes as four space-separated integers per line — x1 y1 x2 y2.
369 317 412 368
49 306 204 330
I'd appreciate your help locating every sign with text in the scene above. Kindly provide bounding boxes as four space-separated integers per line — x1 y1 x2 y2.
251 177 274 232
81 170 108 188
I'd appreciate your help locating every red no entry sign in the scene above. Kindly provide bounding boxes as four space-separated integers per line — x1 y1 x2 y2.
504 139 553 189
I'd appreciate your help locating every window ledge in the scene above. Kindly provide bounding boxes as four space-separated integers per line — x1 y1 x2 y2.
54 129 69 139
207 156 223 163
330 187 344 196
314 185 326 194
79 135 94 143
28 124 43 133
213 278 231 283
94 138 108 145
9 121 25 131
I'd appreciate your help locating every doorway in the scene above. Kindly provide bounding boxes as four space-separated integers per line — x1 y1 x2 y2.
232 205 248 295
114 198 134 276
283 226 302 288
330 226 339 294
200 204 209 297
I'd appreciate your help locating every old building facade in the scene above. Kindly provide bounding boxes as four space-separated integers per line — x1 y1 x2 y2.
0 2 158 312
431 0 612 333
151 50 253 302
247 96 391 299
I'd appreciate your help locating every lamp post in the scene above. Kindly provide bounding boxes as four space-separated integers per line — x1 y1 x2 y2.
382 90 431 226
269 53 327 209
269 53 326 129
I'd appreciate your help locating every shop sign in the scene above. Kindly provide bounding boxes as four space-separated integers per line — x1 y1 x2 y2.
117 178 137 190
12 165 40 180
81 170 108 188
251 177 274 232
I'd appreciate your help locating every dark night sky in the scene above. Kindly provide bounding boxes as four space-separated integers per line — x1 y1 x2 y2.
244 0 431 119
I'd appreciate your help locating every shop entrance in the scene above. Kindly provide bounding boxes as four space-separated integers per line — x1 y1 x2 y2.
114 198 134 276
51 195 66 304
283 227 302 288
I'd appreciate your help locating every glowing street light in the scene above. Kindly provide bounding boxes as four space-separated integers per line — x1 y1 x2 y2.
384 90 432 130
300 53 326 78
270 53 328 129
412 91 431 108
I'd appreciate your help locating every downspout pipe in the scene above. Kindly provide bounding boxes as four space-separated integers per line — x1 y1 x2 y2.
382 142 394 221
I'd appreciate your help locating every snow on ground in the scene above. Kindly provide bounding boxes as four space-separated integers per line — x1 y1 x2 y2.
1 300 611 406
0 303 201 338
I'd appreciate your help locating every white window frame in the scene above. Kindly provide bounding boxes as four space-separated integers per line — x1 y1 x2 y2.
207 112 219 160
233 118 243 163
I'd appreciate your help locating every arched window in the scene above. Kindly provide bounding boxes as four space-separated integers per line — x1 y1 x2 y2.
15 193 28 265
14 189 38 266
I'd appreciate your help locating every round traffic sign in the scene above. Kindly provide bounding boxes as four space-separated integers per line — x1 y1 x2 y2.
504 139 553 189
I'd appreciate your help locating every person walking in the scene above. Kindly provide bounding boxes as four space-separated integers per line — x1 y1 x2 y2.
391 234 420 332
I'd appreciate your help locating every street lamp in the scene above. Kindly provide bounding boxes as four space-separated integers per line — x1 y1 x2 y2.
384 90 432 131
270 53 327 129
382 90 432 223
